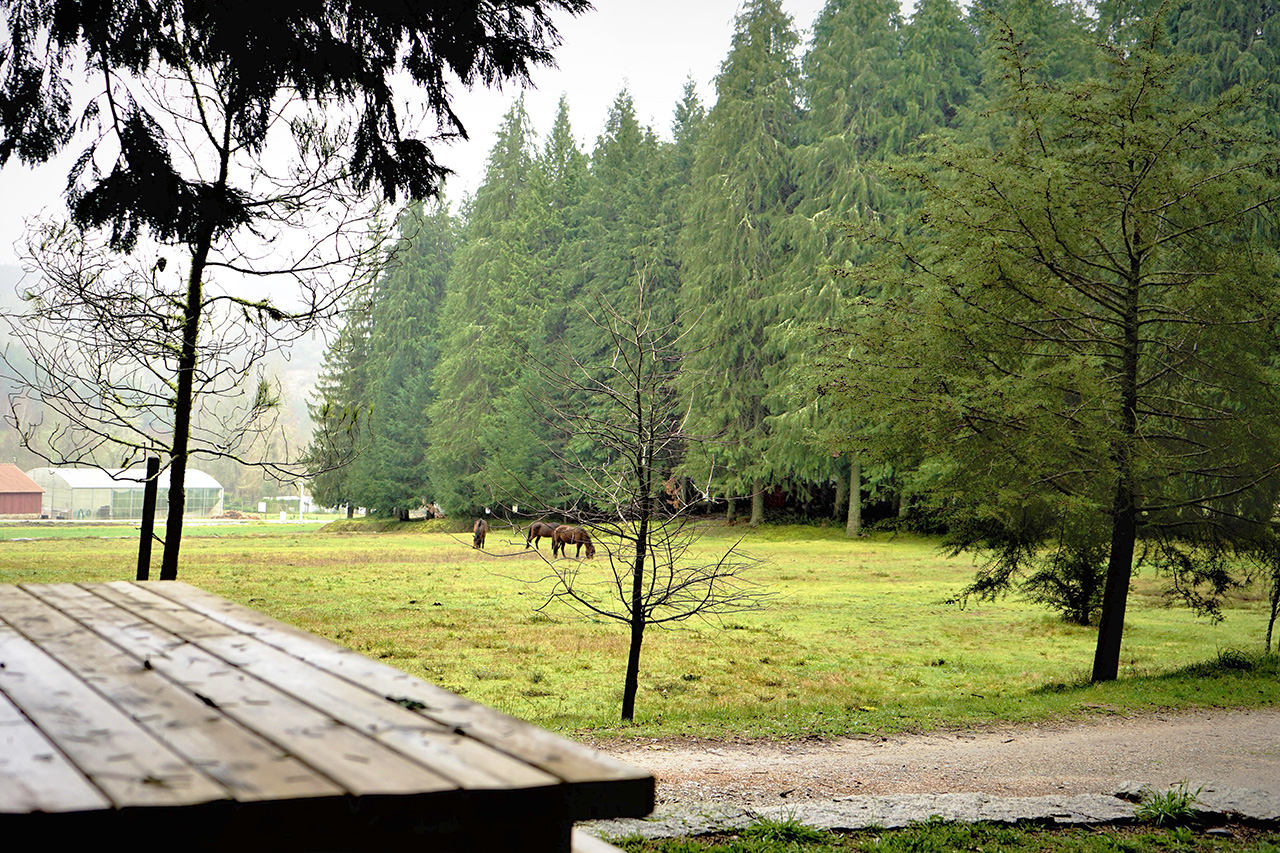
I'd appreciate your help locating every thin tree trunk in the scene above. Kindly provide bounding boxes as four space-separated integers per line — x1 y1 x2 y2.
750 478 763 527
160 118 235 580
136 456 160 581
726 496 736 522
1266 570 1279 653
621 468 653 722
845 456 861 538
1092 258 1142 683
1093 480 1136 681
160 226 214 580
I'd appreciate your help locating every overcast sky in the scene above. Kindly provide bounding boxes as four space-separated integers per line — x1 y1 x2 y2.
0 1 852 267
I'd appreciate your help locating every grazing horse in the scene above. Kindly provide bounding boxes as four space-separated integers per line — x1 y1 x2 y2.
525 521 562 551
472 518 488 550
551 525 595 559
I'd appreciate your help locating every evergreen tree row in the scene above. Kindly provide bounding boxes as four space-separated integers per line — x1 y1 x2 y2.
306 0 1279 525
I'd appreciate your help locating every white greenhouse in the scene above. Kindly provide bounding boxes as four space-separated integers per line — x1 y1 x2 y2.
26 467 224 520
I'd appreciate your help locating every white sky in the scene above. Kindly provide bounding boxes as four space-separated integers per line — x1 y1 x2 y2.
0 1 839 266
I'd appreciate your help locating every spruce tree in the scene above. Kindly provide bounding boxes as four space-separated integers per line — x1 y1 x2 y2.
305 294 375 516
349 200 456 517
818 17 1280 680
677 0 804 526
426 98 564 514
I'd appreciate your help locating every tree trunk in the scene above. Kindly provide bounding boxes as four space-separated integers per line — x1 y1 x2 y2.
750 478 764 527
1091 260 1142 682
160 226 215 580
845 457 861 538
1266 569 1279 653
346 503 354 519
726 496 736 522
833 470 847 521
620 498 651 723
1092 480 1136 681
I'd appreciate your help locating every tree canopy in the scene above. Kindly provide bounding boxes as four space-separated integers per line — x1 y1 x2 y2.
814 13 1280 681
0 0 589 576
304 0 1280 682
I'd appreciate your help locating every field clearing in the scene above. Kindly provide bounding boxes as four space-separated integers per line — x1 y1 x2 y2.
0 518 1274 737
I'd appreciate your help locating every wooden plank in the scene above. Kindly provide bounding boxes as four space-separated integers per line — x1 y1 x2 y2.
144 581 656 819
26 583 458 799
0 585 341 803
0 688 110 814
572 828 627 853
0 619 228 809
87 581 560 791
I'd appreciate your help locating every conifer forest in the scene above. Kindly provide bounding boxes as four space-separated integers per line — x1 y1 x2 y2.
311 0 1275 509
306 0 1280 678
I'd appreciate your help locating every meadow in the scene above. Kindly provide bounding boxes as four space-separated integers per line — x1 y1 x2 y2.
0 517 1274 737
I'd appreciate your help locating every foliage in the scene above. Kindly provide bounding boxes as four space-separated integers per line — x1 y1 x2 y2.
0 0 589 576
675 0 806 525
423 96 569 515
339 200 456 518
1135 783 1204 827
618 822 1280 852
814 13 1280 681
741 814 831 844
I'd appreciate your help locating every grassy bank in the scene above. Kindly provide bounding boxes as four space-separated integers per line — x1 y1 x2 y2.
614 819 1280 852
0 519 1274 736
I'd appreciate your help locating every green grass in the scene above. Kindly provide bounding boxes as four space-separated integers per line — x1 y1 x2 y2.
613 821 1280 852
0 518 1275 737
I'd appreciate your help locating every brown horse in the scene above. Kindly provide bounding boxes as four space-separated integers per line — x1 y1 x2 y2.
525 520 562 551
472 518 488 550
551 525 595 559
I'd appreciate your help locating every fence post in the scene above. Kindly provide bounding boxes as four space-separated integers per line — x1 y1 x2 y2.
136 457 160 581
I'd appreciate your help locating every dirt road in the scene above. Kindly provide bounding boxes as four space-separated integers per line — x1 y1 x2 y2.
599 709 1280 810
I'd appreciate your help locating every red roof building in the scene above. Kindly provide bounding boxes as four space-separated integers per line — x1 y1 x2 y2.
0 464 43 516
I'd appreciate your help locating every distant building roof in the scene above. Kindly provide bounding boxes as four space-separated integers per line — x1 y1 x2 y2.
0 464 42 494
26 467 222 490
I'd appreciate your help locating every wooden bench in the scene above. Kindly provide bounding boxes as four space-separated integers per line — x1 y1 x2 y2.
0 581 652 851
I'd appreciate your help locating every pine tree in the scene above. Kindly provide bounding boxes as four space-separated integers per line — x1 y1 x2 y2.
818 16 1280 680
677 0 805 525
348 200 456 517
426 98 564 514
305 293 375 516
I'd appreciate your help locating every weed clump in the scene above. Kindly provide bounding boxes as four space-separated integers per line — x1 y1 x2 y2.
1135 783 1203 827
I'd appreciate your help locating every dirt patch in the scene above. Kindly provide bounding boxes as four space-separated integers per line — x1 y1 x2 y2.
594 709 1280 810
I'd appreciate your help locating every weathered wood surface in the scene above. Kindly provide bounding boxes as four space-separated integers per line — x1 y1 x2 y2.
0 581 654 851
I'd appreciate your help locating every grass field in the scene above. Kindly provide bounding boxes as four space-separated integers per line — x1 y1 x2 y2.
614 819 1280 852
0 517 1274 737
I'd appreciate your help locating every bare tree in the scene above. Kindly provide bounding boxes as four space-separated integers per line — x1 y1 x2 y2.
1 90 389 568
0 0 589 577
519 274 770 723
2 209 373 505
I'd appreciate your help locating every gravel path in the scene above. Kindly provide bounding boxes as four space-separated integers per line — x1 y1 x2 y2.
597 708 1280 811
